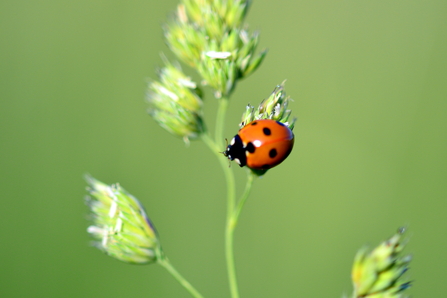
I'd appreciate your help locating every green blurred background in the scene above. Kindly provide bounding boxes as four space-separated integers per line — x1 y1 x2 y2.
1 0 446 297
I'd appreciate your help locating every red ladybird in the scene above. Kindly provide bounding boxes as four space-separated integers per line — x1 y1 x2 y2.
224 119 294 170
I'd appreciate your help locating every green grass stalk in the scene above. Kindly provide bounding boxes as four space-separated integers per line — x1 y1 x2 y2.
158 258 204 298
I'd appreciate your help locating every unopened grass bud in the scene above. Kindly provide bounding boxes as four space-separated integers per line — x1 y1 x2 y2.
242 48 268 78
165 0 266 97
351 228 412 298
147 60 204 142
222 0 251 28
198 57 238 97
164 7 206 67
183 0 250 28
235 30 266 77
240 82 296 130
85 175 160 264
239 104 255 127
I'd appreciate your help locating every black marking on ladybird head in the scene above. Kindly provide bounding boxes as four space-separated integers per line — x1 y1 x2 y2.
245 142 255 153
224 135 247 167
263 127 271 136
269 148 277 158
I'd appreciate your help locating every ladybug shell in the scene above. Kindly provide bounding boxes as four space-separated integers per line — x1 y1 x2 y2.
225 119 294 170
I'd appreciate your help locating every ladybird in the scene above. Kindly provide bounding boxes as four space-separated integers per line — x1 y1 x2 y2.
224 119 294 170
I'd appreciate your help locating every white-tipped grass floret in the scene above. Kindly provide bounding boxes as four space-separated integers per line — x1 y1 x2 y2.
147 60 204 142
164 0 266 97
85 175 161 264
240 82 296 130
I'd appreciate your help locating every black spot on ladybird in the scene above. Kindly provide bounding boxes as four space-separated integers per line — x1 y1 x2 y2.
269 148 277 158
246 142 255 153
251 121 258 126
263 127 271 136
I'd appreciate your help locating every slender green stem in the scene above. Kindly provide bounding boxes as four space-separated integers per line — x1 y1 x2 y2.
215 97 229 147
159 258 204 298
202 95 240 298
201 133 221 153
233 171 255 226
201 132 239 298
214 97 239 298
225 171 255 298
225 217 238 298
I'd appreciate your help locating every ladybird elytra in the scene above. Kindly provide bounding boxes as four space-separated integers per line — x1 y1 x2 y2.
224 119 294 170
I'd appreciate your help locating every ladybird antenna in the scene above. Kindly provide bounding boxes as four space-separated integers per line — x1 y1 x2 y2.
219 138 229 155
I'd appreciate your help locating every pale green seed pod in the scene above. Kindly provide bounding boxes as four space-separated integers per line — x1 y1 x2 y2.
241 48 268 78
222 0 251 28
85 175 161 265
164 0 266 97
221 29 241 53
181 0 206 26
147 60 204 142
164 5 207 68
351 228 412 298
239 104 255 127
240 82 296 130
198 55 238 98
183 0 250 29
201 29 265 96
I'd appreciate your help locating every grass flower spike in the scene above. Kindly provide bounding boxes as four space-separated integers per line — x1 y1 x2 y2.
147 60 204 143
351 228 412 298
165 0 267 97
85 175 161 264
240 82 296 130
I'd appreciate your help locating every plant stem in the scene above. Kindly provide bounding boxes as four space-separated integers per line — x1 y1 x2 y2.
225 171 255 298
214 97 240 298
201 132 239 298
217 98 239 298
202 95 240 298
233 170 255 226
215 97 230 147
158 258 204 298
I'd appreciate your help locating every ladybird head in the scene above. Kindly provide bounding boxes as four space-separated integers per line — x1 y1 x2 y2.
223 135 246 167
